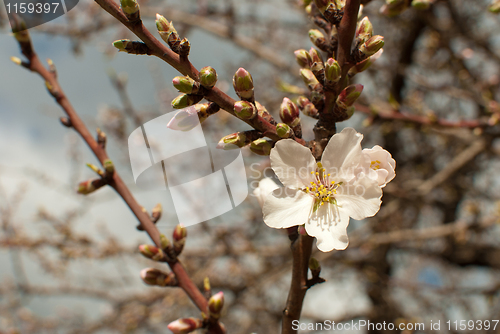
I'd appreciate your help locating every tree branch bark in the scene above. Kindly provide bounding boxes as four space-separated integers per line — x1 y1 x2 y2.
281 235 314 334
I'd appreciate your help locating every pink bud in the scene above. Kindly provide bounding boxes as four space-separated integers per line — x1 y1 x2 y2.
280 97 300 127
167 318 203 334
208 291 225 319
233 68 254 100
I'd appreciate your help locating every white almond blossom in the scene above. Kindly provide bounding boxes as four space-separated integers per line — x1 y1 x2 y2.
254 127 395 252
362 145 396 188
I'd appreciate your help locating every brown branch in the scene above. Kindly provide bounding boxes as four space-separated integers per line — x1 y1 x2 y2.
355 102 490 128
336 0 360 70
94 0 306 146
315 0 361 151
13 36 220 331
281 235 314 334
357 217 497 247
416 139 486 195
141 7 290 70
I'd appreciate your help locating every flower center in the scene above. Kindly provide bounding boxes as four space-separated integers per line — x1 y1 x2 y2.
303 162 342 208
370 160 382 170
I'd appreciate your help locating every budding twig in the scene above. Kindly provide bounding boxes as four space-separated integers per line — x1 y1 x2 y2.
10 28 218 328
93 0 305 147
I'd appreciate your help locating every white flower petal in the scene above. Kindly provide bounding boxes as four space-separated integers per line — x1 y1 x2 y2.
362 145 396 187
253 178 280 208
305 203 351 252
263 187 313 229
270 139 316 188
336 174 382 220
321 128 364 179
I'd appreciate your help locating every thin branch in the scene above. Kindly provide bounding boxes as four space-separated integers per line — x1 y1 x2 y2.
336 0 360 70
13 35 219 331
358 217 497 247
141 7 290 70
416 139 486 195
355 103 490 129
94 0 306 146
281 235 314 334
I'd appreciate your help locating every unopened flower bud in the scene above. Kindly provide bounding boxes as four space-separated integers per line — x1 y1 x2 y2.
349 49 383 75
255 101 276 124
300 69 321 91
167 318 203 334
199 66 217 88
139 244 165 261
412 0 433 10
359 35 385 57
120 0 139 19
324 58 341 86
250 139 272 156
303 103 319 118
112 39 131 52
151 203 162 224
233 68 254 100
172 76 198 94
77 180 96 195
337 84 363 109
309 29 327 50
171 94 203 109
140 268 161 285
156 14 177 43
379 0 408 17
276 123 293 138
294 49 312 68
160 234 170 250
296 97 319 118
208 292 224 319
309 48 323 64
140 268 177 286
103 159 114 174
280 97 300 127
216 132 246 150
356 17 373 45
234 101 257 120
173 224 187 254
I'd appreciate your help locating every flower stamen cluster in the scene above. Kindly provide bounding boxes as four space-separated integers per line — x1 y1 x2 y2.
303 162 343 208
